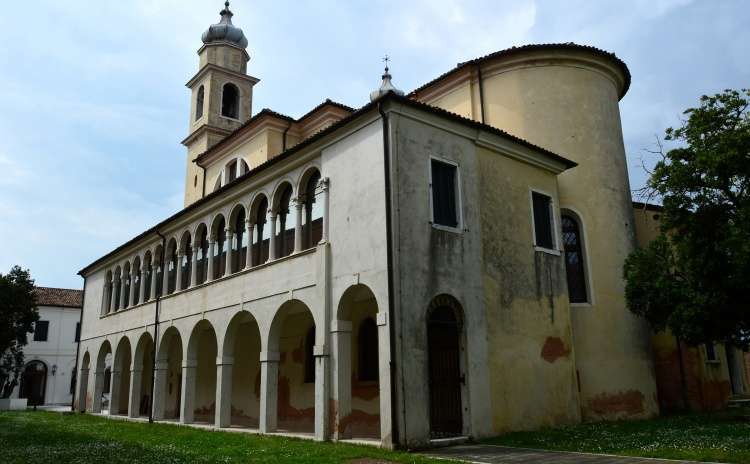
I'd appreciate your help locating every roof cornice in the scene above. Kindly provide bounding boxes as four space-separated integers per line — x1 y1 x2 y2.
186 63 260 89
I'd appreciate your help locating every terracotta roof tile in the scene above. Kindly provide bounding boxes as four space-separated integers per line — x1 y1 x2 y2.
34 287 83 308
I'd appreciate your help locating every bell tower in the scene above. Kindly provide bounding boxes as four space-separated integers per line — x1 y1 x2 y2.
182 1 260 207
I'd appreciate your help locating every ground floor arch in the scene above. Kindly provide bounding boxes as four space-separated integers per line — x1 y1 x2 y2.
110 337 132 415
267 299 317 434
77 352 90 412
129 333 154 418
185 319 218 424
154 327 182 420
427 294 466 438
92 341 113 413
20 360 47 406
219 311 261 428
334 284 382 440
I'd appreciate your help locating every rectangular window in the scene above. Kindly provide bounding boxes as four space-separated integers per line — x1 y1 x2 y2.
33 320 49 342
74 322 81 342
431 159 459 228
532 191 555 250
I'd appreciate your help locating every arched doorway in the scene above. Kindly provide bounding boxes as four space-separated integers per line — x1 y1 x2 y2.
268 299 316 434
427 295 464 438
20 361 47 406
221 311 261 428
185 320 218 424
154 327 182 420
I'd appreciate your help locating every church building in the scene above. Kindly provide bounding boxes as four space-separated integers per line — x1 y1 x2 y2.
75 2 673 448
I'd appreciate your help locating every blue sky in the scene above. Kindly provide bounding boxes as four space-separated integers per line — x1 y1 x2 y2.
0 0 748 289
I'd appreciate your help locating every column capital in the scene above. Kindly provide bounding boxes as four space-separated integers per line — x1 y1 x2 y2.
216 356 234 366
182 360 198 369
313 345 329 357
318 177 330 190
330 320 352 333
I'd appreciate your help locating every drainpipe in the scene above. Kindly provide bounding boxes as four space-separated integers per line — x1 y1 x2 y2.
149 231 167 423
200 165 207 199
476 63 486 124
282 121 293 151
71 278 87 412
378 98 402 448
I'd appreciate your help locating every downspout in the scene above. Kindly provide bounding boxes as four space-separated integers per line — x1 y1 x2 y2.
378 98 401 448
149 231 167 423
71 278 87 412
282 121 293 151
476 62 486 124
200 165 207 199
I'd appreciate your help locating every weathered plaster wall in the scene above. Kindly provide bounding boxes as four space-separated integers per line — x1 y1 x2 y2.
424 52 659 421
389 111 492 447
477 147 580 432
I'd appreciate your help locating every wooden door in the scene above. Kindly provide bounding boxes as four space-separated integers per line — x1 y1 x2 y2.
428 306 463 437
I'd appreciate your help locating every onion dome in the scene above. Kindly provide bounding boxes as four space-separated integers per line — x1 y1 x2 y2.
202 1 248 49
370 57 405 101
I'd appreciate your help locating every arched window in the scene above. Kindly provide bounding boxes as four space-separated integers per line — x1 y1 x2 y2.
233 209 246 273
358 317 378 381
132 258 141 306
113 269 121 311
167 243 178 294
253 197 269 265
276 185 294 258
180 236 192 290
221 83 239 119
304 326 315 383
103 271 113 314
122 265 130 309
561 213 588 303
143 253 152 302
196 227 209 284
195 85 204 121
302 171 322 249
214 217 227 279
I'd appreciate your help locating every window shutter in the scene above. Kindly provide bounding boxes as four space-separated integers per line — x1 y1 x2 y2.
431 160 458 228
34 321 49 342
532 192 554 249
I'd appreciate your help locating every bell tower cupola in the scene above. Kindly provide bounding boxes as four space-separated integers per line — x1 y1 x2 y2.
182 1 260 207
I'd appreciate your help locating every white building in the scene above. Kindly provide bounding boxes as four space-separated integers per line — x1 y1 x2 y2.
12 287 83 406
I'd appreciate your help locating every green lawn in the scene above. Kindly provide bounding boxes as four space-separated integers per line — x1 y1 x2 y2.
0 411 444 464
484 412 750 463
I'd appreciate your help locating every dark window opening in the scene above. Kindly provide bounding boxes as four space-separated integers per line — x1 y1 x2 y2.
532 191 554 249
232 210 246 273
562 214 588 303
302 171 322 249
705 343 718 362
304 326 315 383
74 322 81 343
33 321 49 342
358 318 379 382
277 185 294 258
431 159 458 228
195 85 204 120
221 83 239 119
253 198 269 265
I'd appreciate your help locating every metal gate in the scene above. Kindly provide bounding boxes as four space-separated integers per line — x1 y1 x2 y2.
428 305 463 438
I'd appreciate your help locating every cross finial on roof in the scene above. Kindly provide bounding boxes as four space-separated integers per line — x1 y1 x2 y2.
383 55 390 73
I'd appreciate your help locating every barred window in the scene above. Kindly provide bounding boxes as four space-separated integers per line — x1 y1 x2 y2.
562 214 588 303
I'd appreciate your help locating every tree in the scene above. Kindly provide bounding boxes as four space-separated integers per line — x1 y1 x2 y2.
0 266 38 398
625 89 750 348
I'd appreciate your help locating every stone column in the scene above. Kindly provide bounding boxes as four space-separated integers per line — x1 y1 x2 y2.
152 361 168 420
259 351 280 433
77 367 89 412
331 321 352 440
377 311 393 446
128 367 143 418
190 248 199 287
294 199 303 253
128 271 136 306
162 259 171 295
225 230 234 275
319 178 330 244
180 360 197 424
141 264 149 303
149 264 157 300
176 251 184 290
246 220 255 268
119 276 127 309
92 370 105 413
207 240 216 281
215 357 233 428
314 345 330 441
109 369 122 414
268 212 277 262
